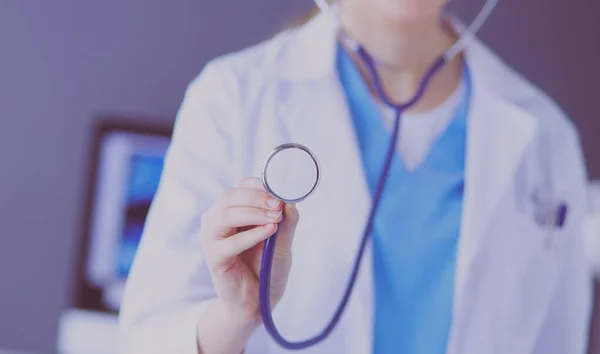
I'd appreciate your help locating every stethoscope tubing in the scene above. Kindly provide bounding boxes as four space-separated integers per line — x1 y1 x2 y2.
258 45 448 349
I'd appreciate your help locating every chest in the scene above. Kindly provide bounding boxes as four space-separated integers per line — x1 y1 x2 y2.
234 80 566 354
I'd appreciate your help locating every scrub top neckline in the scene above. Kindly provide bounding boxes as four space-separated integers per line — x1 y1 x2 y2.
336 45 473 176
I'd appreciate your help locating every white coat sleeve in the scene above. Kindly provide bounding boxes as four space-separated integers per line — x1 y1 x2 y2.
117 61 239 354
532 125 594 354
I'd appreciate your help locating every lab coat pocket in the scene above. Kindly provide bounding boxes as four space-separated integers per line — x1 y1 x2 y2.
511 210 563 303
490 209 564 352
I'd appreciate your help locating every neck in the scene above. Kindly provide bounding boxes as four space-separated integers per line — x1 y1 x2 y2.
339 3 463 111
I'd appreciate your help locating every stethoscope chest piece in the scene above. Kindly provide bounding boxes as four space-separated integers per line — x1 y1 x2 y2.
261 143 321 204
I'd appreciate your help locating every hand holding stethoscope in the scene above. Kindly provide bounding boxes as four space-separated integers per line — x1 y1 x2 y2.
198 176 300 330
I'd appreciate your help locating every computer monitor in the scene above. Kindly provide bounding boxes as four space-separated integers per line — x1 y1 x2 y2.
73 119 172 313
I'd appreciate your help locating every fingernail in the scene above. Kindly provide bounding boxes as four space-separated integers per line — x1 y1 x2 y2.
267 198 280 209
266 210 280 219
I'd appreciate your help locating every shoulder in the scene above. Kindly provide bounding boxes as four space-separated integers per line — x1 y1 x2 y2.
469 40 587 205
470 40 582 156
185 11 334 99
185 27 300 99
173 26 302 140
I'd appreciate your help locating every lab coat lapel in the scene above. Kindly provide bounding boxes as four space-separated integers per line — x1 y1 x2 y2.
277 76 375 354
273 14 374 353
449 42 538 350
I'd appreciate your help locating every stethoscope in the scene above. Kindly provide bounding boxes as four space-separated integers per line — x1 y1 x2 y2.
258 0 499 350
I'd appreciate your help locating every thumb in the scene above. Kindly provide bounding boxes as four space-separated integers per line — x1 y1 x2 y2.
274 203 299 256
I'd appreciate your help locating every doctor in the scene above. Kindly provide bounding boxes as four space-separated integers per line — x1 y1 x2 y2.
118 0 593 353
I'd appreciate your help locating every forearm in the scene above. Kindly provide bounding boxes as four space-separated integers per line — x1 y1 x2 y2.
197 299 260 354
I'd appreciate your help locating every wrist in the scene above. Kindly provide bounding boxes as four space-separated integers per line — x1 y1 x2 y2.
214 300 261 331
197 300 261 354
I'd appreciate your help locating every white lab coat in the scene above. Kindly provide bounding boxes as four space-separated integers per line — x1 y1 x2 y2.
118 12 593 354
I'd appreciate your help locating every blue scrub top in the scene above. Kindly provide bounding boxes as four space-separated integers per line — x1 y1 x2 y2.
337 47 472 354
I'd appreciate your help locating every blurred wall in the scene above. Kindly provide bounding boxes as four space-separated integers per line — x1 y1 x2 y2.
0 0 598 353
0 1 311 352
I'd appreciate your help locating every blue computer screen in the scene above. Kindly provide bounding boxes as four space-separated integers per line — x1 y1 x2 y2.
117 154 165 277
